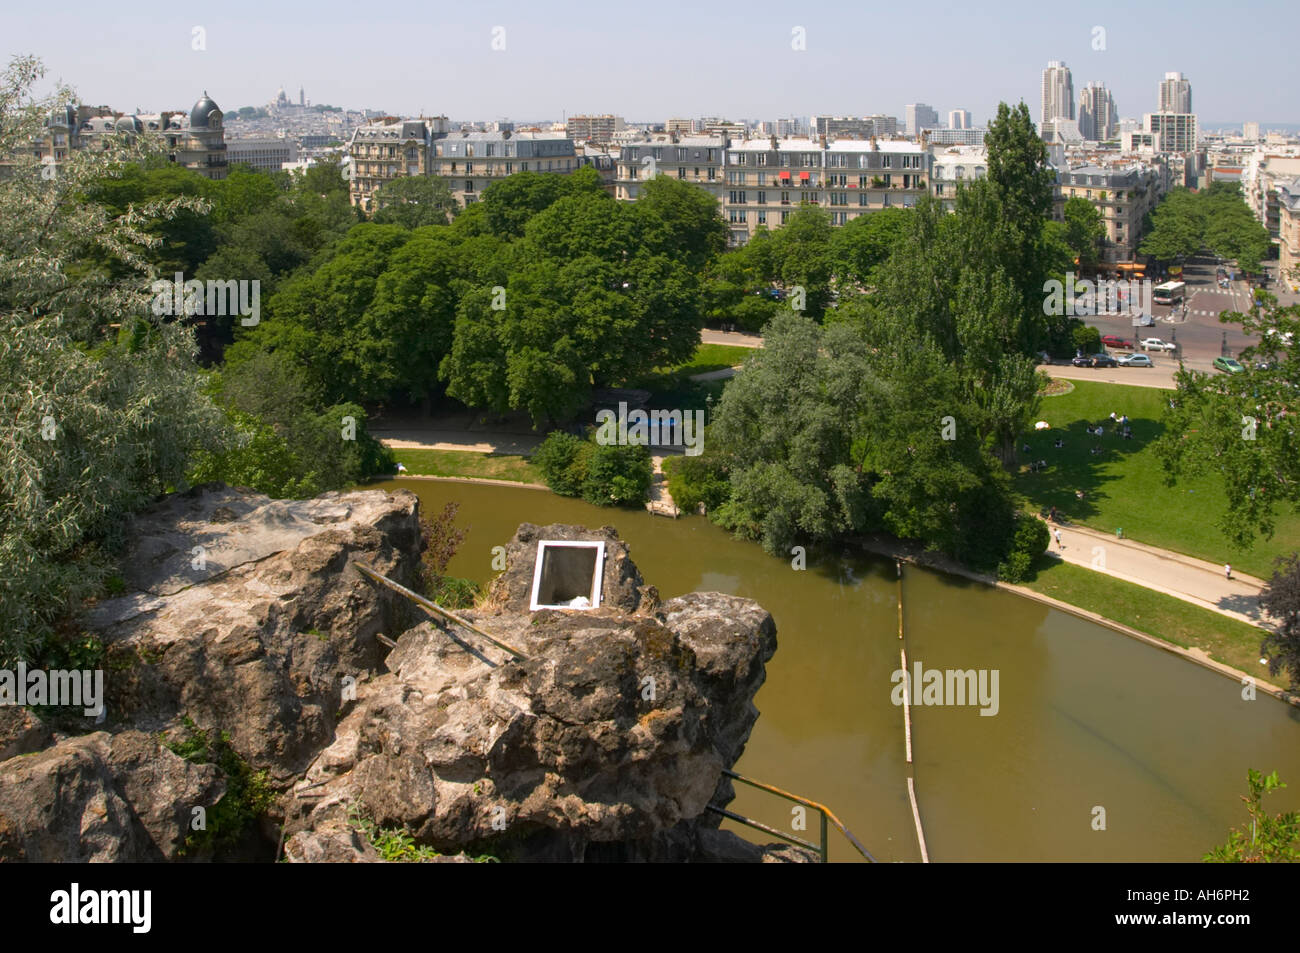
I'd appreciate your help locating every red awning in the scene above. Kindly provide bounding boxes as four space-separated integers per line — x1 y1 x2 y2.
799 171 810 179
848 182 857 188
779 170 790 179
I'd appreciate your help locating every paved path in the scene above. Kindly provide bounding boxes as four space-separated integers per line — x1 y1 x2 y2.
376 429 543 455
1044 521 1269 627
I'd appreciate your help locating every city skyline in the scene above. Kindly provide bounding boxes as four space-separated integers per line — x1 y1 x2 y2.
3 0 1295 128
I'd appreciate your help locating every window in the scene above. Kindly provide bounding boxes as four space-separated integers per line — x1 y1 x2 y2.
738 191 747 204
485 144 495 157
522 162 528 171
882 156 891 168
465 180 474 192
883 174 891 187
936 183 944 194
529 541 605 611
781 211 790 224
677 148 686 161
694 167 700 178
833 212 847 225
506 162 513 174
859 175 869 188
780 191 790 205
757 191 766 205
679 167 686 178
466 162 473 173
758 210 767 225
757 153 768 166
708 168 715 180
779 154 791 167
859 193 869 206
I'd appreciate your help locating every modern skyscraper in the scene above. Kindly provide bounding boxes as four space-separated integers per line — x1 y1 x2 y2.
1041 61 1075 126
1159 72 1192 113
1078 82 1117 140
905 103 938 136
947 109 971 130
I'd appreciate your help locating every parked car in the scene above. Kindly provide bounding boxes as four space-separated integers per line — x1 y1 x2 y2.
1117 353 1153 367
1091 353 1119 368
1140 338 1176 351
1100 334 1134 349
1070 355 1093 368
1213 357 1245 374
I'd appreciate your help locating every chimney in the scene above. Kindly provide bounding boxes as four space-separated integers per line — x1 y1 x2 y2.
819 134 827 150
770 133 778 151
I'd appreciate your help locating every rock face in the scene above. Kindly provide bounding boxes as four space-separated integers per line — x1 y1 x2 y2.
285 523 786 862
2 496 801 863
0 731 223 862
87 485 423 783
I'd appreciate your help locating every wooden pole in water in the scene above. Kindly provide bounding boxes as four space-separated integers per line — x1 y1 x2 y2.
907 776 930 863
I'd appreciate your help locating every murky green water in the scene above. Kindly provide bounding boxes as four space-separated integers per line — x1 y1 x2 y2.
371 479 1300 862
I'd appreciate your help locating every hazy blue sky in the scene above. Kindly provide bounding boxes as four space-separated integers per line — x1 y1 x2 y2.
3 0 1293 126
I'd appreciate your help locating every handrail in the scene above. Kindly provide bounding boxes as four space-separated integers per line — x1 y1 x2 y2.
710 768 877 863
351 561 532 662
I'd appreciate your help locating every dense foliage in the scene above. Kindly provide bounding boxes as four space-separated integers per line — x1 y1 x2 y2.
534 430 652 507
1140 182 1271 273
1156 297 1300 547
1258 552 1300 689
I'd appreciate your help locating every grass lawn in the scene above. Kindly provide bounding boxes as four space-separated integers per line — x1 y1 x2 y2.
390 448 541 484
1015 379 1300 578
1023 559 1273 679
630 343 754 393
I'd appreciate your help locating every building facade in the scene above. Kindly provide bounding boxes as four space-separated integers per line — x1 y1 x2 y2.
1078 82 1117 141
904 104 938 136
29 93 227 179
616 135 726 202
226 136 299 173
1144 112 1198 154
948 109 971 130
1278 178 1300 285
1158 72 1192 113
1054 162 1164 264
1041 61 1075 126
720 137 930 245
567 114 625 144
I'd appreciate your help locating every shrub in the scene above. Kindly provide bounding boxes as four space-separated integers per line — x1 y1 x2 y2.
582 442 652 507
997 514 1050 582
663 454 731 512
533 431 589 497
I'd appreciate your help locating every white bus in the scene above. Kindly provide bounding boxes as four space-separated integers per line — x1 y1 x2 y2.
1153 281 1185 306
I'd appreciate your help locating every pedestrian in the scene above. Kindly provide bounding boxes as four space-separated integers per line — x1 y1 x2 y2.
1225 564 1232 581
1054 528 1063 551
1049 505 1058 523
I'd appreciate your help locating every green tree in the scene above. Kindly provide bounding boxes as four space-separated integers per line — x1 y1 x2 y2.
1061 196 1106 270
1205 770 1300 862
371 175 458 228
0 58 227 662
1155 297 1300 548
1258 552 1300 688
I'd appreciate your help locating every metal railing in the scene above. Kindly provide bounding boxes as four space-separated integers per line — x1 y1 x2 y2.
707 768 876 863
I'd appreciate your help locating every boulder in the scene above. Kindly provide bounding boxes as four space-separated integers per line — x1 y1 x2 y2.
0 730 223 862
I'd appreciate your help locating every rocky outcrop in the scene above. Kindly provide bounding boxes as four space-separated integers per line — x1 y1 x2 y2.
1 497 801 863
0 730 224 862
86 485 423 783
283 523 786 862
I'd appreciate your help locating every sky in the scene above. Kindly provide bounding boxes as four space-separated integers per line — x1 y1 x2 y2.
3 0 1294 128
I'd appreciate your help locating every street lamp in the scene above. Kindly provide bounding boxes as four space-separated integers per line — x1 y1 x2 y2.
705 393 713 425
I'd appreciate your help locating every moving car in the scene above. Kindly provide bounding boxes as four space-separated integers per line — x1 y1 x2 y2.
1070 355 1093 367
1091 353 1119 368
1133 313 1155 327
1213 357 1245 374
1140 338 1176 351
1100 334 1134 349
1117 353 1152 367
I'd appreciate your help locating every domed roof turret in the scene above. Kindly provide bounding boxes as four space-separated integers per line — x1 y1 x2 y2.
115 115 143 133
190 91 221 128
